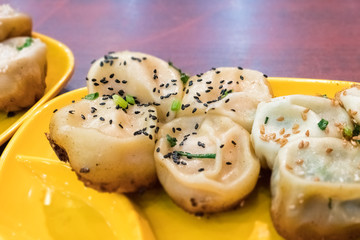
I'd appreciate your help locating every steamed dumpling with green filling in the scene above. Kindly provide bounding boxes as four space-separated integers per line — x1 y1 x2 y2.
154 114 260 214
87 51 183 122
176 67 273 132
271 137 360 240
251 95 353 169
47 95 158 193
0 4 32 41
336 85 360 124
0 36 47 112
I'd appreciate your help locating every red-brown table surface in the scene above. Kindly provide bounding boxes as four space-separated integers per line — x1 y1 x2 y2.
0 0 359 153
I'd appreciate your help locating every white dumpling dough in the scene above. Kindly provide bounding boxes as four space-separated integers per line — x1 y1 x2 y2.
271 137 360 240
176 67 273 132
336 85 360 124
154 114 260 213
0 36 47 112
0 4 32 41
251 95 353 169
48 97 158 193
87 51 183 122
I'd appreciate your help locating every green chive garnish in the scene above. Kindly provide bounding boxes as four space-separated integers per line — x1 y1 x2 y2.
264 116 269 124
112 94 128 109
17 37 33 51
84 92 99 100
174 151 216 159
318 119 329 130
126 94 135 105
171 99 181 111
168 61 190 84
166 134 177 147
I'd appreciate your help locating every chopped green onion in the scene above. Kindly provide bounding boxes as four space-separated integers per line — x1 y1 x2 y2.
264 116 269 124
180 73 190 84
321 94 328 98
318 119 329 130
168 61 189 84
174 151 216 159
17 37 33 51
83 92 99 100
221 89 233 99
125 94 135 105
166 134 177 147
112 94 128 109
171 99 181 111
343 126 353 139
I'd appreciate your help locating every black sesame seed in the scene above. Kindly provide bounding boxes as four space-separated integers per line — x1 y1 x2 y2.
109 73 115 78
226 162 232 165
81 114 86 120
122 80 127 84
195 123 199 129
198 168 205 172
215 71 221 74
94 83 99 86
69 110 75 114
100 117 105 121
220 144 224 148
109 119 113 124
115 79 121 83
53 109 58 113
231 140 236 145
263 74 268 78
240 75 244 80
119 123 124 128
99 102 106 105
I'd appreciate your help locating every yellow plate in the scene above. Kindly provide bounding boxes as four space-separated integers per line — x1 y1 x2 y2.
0 32 75 146
0 78 355 240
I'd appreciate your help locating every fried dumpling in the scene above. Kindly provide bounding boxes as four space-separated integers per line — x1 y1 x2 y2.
176 67 272 132
154 114 260 214
251 95 353 169
47 96 158 193
0 36 47 112
336 85 360 124
271 137 360 240
0 4 32 41
87 51 183 122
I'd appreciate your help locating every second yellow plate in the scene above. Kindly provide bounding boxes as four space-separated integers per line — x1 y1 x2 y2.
0 78 355 239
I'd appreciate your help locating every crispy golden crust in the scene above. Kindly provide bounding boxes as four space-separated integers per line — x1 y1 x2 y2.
45 133 69 162
46 132 157 193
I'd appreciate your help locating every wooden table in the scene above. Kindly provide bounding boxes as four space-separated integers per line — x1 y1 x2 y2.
11 0 360 91
1 0 359 154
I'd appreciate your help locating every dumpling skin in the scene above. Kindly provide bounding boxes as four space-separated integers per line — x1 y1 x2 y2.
0 5 32 41
87 51 183 122
251 95 353 169
48 97 158 193
176 67 273 132
154 114 260 214
0 37 47 112
271 137 360 240
336 85 360 124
